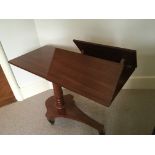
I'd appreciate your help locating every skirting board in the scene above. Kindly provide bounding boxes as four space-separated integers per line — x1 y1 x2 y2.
18 76 155 101
123 76 155 89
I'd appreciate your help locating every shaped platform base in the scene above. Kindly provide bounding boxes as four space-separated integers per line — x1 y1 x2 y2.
45 94 105 135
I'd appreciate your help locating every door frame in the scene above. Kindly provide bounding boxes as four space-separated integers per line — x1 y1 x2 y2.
0 41 23 101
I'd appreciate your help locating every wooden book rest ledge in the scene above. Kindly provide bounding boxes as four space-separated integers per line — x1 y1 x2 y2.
9 40 137 134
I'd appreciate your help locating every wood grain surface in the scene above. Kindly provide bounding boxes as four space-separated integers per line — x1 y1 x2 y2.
9 46 123 106
0 66 16 107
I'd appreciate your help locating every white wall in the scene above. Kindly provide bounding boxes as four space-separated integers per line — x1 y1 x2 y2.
35 19 155 89
1 19 155 100
0 19 50 99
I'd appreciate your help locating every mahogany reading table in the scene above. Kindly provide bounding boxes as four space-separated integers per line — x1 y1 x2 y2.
9 40 137 134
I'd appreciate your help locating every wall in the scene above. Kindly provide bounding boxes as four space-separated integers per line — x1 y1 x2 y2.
1 19 155 101
0 20 50 99
35 19 155 89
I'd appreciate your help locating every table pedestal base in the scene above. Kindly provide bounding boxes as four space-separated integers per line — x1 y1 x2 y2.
45 94 105 135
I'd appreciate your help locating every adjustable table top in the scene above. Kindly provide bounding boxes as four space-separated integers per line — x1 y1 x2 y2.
9 45 124 107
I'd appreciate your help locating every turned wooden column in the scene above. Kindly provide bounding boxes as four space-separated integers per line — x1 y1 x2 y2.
53 83 65 109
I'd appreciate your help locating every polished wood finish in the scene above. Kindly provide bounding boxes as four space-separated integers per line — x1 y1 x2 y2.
9 46 56 79
9 46 123 106
48 48 124 106
73 39 137 100
0 66 16 107
53 83 65 109
9 40 137 134
46 83 105 134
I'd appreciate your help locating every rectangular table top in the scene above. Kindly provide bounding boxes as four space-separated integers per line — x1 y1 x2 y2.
9 46 123 106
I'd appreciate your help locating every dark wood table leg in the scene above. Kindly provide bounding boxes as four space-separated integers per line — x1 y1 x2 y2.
45 83 105 134
152 127 155 135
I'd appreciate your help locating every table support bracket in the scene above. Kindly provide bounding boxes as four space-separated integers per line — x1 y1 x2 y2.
45 83 105 135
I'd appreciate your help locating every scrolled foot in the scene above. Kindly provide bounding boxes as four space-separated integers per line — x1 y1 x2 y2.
48 119 55 125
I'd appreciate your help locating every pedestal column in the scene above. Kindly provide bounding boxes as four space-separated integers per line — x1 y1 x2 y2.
53 83 64 110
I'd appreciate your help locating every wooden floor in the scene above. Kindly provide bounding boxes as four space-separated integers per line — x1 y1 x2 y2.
0 66 16 107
